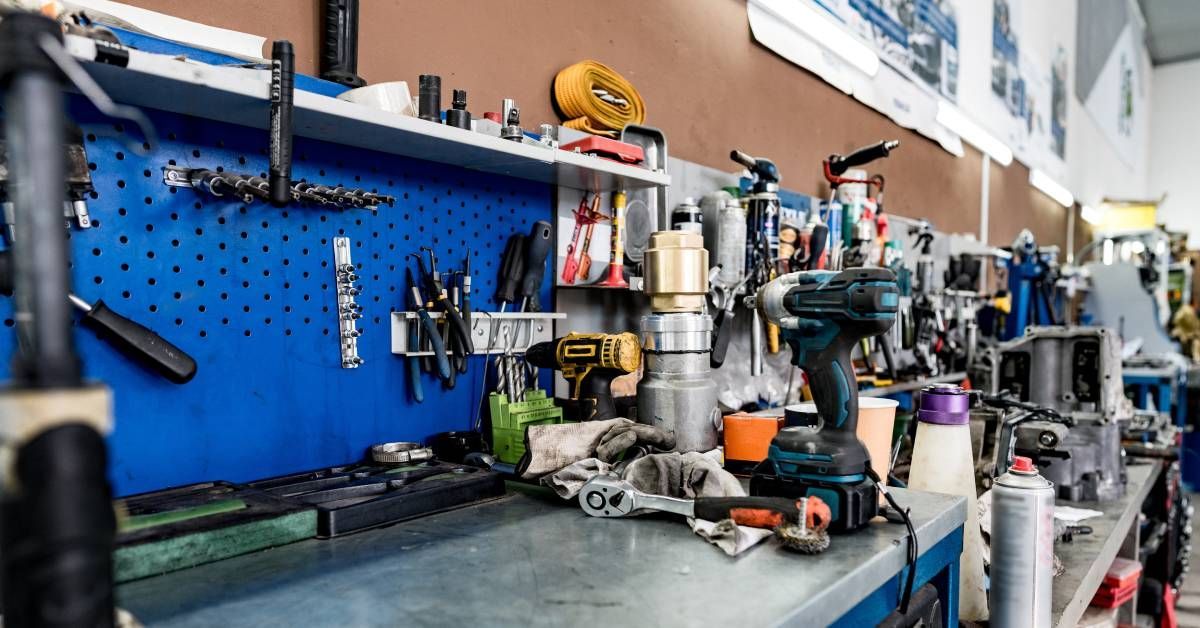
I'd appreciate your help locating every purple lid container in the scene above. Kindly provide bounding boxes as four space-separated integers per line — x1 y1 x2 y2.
917 385 970 425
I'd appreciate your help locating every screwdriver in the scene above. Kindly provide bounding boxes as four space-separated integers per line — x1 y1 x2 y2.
514 220 553 397
0 249 196 383
68 294 197 384
496 234 526 312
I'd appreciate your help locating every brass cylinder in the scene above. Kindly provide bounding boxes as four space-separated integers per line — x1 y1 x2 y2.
643 231 708 312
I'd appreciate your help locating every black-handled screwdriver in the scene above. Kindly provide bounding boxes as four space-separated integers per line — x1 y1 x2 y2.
0 250 196 384
68 294 197 384
496 234 526 312
519 220 553 312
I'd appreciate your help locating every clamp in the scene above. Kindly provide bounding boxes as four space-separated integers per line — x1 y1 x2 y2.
370 441 434 465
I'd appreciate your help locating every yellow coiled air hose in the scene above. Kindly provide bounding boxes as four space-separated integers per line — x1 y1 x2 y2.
553 60 645 137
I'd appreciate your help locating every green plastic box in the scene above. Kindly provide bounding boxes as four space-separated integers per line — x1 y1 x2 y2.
489 390 564 464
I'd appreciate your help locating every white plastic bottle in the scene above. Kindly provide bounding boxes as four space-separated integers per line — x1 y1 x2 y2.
907 385 989 621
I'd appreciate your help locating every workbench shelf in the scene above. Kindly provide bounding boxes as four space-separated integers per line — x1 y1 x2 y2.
63 34 669 194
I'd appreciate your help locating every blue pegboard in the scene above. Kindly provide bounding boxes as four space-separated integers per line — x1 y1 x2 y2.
0 96 553 496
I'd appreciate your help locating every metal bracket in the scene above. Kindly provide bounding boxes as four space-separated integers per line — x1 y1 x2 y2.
333 236 363 368
390 311 564 356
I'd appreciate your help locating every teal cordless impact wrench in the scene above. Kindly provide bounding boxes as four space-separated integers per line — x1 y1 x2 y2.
750 267 899 532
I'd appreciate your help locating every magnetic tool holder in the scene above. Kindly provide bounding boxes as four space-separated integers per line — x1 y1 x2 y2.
389 311 565 356
162 166 396 210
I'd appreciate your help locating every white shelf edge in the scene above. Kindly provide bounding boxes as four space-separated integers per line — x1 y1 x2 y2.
65 34 669 192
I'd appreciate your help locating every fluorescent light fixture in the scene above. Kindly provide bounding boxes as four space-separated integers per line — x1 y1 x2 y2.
788 1 880 76
1080 205 1104 225
1029 169 1074 208
935 101 1013 166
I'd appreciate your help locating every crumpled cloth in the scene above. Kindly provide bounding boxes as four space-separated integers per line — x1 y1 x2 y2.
545 450 774 556
520 418 674 479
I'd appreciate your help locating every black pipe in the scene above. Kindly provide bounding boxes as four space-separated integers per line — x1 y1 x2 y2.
0 12 115 627
3 25 80 388
320 0 366 87
2 426 115 627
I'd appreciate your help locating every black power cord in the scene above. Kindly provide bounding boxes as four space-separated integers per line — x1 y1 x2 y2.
866 466 918 614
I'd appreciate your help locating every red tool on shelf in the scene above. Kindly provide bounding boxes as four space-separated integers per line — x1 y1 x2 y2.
561 194 605 285
560 136 645 165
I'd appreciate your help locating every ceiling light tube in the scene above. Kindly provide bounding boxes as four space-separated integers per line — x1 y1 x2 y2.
935 101 1013 166
785 1 881 76
1029 169 1074 208
1080 205 1104 225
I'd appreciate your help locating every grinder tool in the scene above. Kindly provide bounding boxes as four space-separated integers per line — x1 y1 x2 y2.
526 332 641 421
750 267 899 532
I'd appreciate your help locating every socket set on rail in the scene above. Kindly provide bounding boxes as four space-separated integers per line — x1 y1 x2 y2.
162 166 395 210
333 236 364 368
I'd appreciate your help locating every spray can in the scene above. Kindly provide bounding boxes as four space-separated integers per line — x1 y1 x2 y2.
991 455 1054 628
671 197 703 233
708 198 746 286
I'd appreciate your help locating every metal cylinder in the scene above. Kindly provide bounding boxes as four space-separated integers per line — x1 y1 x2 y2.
637 313 719 452
670 197 702 233
991 456 1054 628
1028 336 1060 408
418 74 441 123
642 231 708 312
444 89 471 129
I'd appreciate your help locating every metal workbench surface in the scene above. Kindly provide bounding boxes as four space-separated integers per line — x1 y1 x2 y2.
117 484 966 627
1051 460 1161 628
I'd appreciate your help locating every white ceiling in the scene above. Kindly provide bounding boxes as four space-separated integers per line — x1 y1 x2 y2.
1139 0 1200 65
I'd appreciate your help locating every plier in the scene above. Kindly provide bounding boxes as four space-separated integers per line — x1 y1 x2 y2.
408 268 452 382
412 248 474 357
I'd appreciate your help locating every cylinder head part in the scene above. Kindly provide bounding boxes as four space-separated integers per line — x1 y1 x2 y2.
642 231 709 312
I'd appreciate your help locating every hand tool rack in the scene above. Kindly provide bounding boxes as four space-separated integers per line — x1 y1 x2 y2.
0 34 666 496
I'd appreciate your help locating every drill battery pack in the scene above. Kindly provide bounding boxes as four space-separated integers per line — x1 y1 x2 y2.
750 466 877 534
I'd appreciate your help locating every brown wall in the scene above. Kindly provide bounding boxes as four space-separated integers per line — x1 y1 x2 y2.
126 0 1069 247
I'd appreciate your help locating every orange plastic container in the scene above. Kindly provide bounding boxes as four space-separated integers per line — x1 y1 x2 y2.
723 412 784 465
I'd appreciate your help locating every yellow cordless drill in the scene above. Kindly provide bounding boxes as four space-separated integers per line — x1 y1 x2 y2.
526 332 641 421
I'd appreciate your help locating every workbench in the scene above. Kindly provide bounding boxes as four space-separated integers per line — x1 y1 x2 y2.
116 485 966 627
1051 460 1161 627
